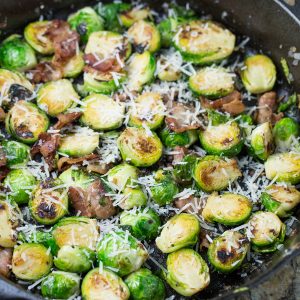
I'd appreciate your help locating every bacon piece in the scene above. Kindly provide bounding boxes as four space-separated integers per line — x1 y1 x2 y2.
27 61 63 84
172 146 188 165
0 167 9 181
57 153 98 171
174 195 202 215
0 146 7 167
0 247 12 278
84 54 123 73
0 108 5 122
53 112 83 130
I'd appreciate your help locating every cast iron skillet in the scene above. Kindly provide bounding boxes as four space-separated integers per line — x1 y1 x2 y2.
0 0 300 299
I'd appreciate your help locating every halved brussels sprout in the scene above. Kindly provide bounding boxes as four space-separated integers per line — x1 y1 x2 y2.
127 20 161 53
5 100 49 144
41 271 80 299
97 230 148 276
59 167 93 189
174 20 235 64
157 55 181 81
199 121 243 157
126 51 156 92
29 179 68 225
124 268 165 300
189 67 235 98
164 248 210 297
12 243 53 280
4 169 36 205
157 18 179 48
261 184 300 218
0 34 37 71
249 122 274 161
174 153 198 184
120 207 161 241
240 54 276 94
81 267 130 300
156 213 200 253
203 193 252 226
58 127 100 157
117 127 163 167
128 92 165 129
159 127 198 148
52 216 99 250
54 245 95 273
265 152 300 184
120 186 148 210
208 231 249 273
62 52 85 78
119 7 151 27
68 7 104 43
80 94 125 131
37 79 80 116
193 156 242 192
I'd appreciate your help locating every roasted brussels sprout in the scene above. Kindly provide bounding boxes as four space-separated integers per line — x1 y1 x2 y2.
193 156 242 192
5 100 49 144
157 18 179 48
62 52 85 78
173 153 198 184
159 127 198 148
97 230 148 276
174 20 235 64
41 271 80 299
120 186 148 210
124 268 165 300
82 267 130 300
120 207 161 241
156 213 200 253
240 54 276 94
189 67 235 99
157 55 181 81
80 94 125 131
0 35 37 71
208 231 249 273
265 152 300 184
12 243 53 280
164 248 210 297
119 6 151 27
59 166 93 189
117 127 163 167
261 184 300 218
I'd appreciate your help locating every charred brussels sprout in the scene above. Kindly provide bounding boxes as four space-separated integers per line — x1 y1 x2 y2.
193 156 242 192
97 230 148 276
261 184 300 218
174 153 198 184
5 101 49 144
120 207 161 241
156 213 200 253
208 231 249 273
120 186 148 210
119 6 151 27
164 248 210 297
0 35 37 71
81 267 130 300
125 268 165 300
12 243 53 280
241 54 276 94
159 127 198 148
117 127 163 167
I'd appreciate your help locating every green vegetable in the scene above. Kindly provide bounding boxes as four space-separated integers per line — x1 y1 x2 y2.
157 18 179 48
119 6 151 27
280 57 292 84
62 52 85 78
173 153 198 184
159 127 198 148
278 93 298 112
120 186 148 210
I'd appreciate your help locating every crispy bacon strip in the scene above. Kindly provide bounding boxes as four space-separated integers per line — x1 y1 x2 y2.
0 247 13 278
27 61 63 84
53 112 83 130
0 167 9 181
57 153 98 171
0 108 6 122
84 54 123 73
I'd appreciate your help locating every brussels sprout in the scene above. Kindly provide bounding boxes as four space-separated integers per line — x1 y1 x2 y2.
58 127 100 157
12 243 53 280
126 51 156 92
41 271 80 299
240 54 276 94
5 100 49 144
54 245 95 273
164 248 210 297
68 7 104 43
193 156 242 192
199 121 243 157
174 20 235 64
203 193 252 226
207 109 230 126
119 7 151 27
59 167 94 189
157 18 179 48
82 267 130 300
4 169 36 205
261 184 300 218
62 52 85 78
189 67 235 98
157 55 181 81
97 230 148 276
159 127 198 148
173 153 198 184
150 170 179 206
120 186 148 210
156 213 200 253
120 207 161 241
265 152 300 184
124 268 165 300
249 122 274 161
128 92 165 129
0 35 37 71
248 211 286 253
81 94 125 131
37 79 80 116
278 93 297 113
29 179 68 225
273 117 300 151
208 231 249 273
117 127 163 167
52 217 99 250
